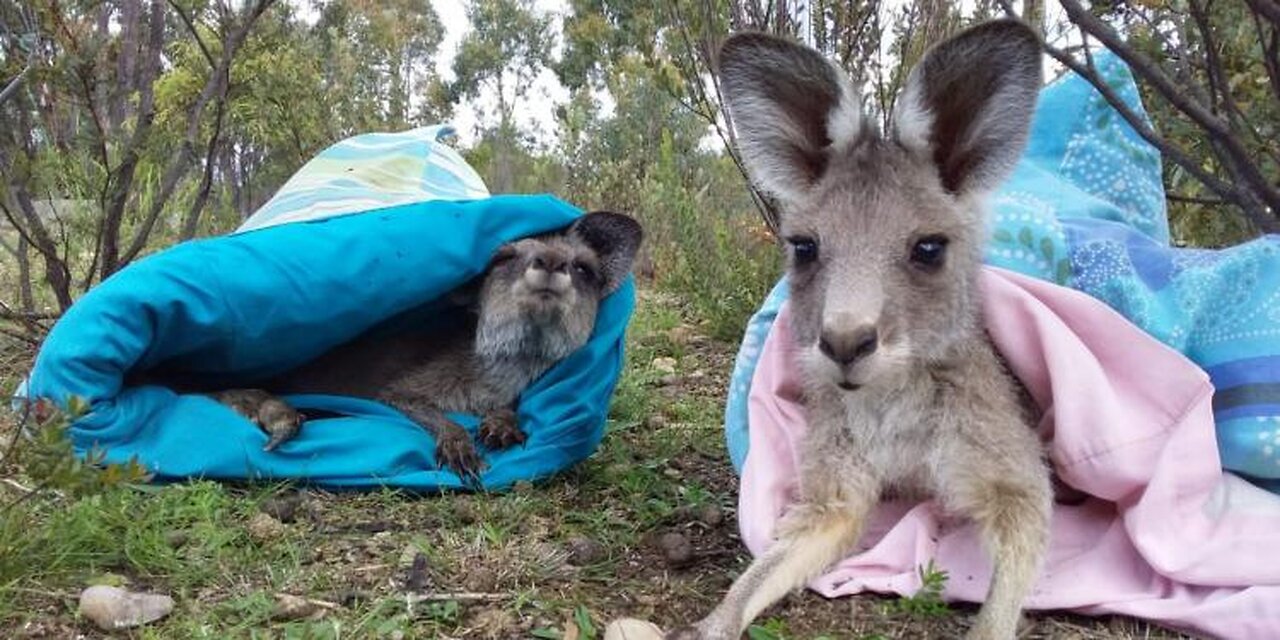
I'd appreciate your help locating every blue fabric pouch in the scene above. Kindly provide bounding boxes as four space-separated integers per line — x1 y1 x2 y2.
26 195 634 491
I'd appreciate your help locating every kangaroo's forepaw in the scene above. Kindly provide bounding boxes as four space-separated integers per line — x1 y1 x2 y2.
478 412 526 450
435 429 486 483
211 389 304 451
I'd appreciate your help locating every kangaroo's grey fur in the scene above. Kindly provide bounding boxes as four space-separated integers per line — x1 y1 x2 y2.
670 20 1051 640
211 211 642 479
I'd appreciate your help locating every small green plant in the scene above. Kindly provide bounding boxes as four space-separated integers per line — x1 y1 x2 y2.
573 604 598 639
746 617 789 640
882 559 951 619
3 396 151 504
423 599 461 625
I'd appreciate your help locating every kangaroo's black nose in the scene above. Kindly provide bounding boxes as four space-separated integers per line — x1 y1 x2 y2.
819 325 879 365
532 253 569 274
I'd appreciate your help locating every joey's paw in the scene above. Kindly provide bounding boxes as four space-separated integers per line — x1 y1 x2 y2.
435 432 486 482
478 412 526 450
258 398 304 452
211 389 304 451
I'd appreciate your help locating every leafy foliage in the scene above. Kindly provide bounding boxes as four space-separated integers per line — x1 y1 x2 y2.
881 560 952 619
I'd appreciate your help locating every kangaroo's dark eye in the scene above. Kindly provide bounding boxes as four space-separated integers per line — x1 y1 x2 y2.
573 261 597 282
787 236 818 265
910 235 949 270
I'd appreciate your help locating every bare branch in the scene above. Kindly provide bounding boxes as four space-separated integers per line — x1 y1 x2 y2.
166 0 217 69
100 0 167 278
1168 193 1227 206
120 0 274 264
1057 0 1280 218
0 47 35 106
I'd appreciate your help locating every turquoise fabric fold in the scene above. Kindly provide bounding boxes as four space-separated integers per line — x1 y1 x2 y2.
27 195 633 491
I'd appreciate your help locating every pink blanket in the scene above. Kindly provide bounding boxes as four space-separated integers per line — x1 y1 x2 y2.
741 267 1280 639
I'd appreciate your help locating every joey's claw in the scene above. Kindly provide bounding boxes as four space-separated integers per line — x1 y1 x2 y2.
478 413 526 451
435 432 486 482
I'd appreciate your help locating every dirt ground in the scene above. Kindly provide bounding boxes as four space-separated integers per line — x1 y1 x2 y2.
0 291 1199 639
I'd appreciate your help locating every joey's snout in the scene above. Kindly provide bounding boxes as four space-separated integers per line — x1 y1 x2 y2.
819 324 878 365
523 250 572 294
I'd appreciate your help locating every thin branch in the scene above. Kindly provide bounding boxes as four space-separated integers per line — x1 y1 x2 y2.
1057 0 1280 217
1246 0 1280 26
667 0 780 234
0 309 58 321
100 0 167 278
1167 193 1227 206
1000 0 1278 232
166 0 217 69
121 0 274 264
0 46 35 106
1246 0 1280 103
0 324 41 346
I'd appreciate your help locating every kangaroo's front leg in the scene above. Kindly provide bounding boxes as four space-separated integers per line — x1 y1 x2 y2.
210 389 304 451
942 449 1051 640
383 397 485 482
670 469 876 640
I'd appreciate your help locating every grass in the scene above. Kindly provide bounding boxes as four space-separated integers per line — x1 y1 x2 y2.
0 289 1199 639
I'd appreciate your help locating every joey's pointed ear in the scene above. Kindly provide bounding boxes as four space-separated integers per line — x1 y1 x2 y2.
568 211 643 295
716 32 863 207
891 19 1043 196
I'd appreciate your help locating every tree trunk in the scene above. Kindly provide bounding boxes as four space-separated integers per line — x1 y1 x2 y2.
100 0 166 279
16 234 33 312
112 0 143 134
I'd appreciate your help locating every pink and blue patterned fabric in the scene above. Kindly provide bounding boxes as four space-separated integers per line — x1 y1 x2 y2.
725 51 1280 493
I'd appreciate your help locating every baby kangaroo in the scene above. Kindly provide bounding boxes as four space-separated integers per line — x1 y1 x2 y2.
213 211 642 480
671 20 1050 640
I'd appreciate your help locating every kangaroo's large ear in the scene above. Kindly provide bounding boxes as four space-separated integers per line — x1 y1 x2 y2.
891 19 1042 196
568 211 643 295
716 32 863 207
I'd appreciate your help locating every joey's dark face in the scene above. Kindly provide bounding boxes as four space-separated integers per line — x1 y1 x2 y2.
474 211 643 359
483 235 608 327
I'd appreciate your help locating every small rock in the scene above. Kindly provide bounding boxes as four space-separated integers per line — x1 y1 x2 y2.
566 535 606 566
604 617 665 640
651 357 677 375
247 512 286 543
657 532 694 569
698 504 724 528
405 552 430 592
662 467 682 480
657 374 680 387
271 593 325 621
78 585 173 630
643 414 668 429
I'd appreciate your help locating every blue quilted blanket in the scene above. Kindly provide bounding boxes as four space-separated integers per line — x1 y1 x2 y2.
726 52 1280 492
25 130 633 490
